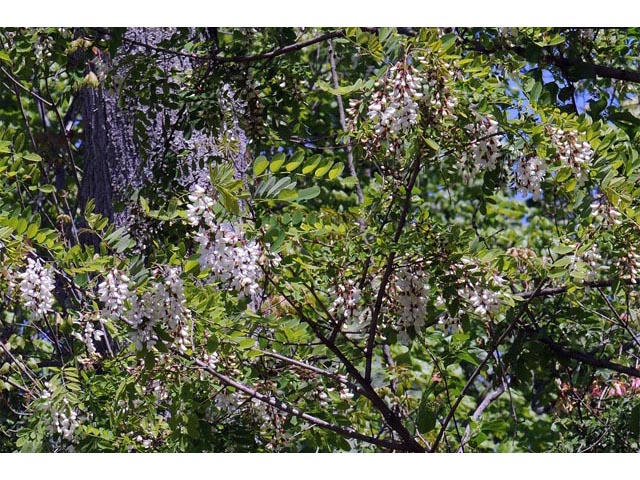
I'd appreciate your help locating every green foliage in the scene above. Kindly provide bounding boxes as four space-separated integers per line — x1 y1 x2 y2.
1 27 640 453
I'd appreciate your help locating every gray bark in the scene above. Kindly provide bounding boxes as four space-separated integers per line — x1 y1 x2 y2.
79 27 248 229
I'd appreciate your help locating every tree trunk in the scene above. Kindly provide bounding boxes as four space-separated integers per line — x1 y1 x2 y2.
79 27 248 228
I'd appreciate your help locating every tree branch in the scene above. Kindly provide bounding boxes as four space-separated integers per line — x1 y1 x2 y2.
258 349 361 393
466 40 640 85
179 348 407 451
517 278 637 299
0 66 53 106
269 277 424 452
122 31 346 65
431 278 547 452
365 154 422 382
457 381 507 452
533 333 640 379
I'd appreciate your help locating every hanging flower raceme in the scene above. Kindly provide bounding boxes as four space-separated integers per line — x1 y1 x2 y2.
547 126 593 185
187 184 268 300
367 60 423 139
590 195 623 228
18 256 55 320
416 53 458 123
97 267 191 352
581 244 609 282
454 258 507 317
394 265 430 345
329 279 362 321
514 156 547 200
459 116 503 182
39 383 83 446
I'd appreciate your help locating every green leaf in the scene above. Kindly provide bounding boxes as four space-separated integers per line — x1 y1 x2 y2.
416 401 436 434
440 33 457 52
314 160 334 178
184 256 201 274
139 196 150 214
547 34 565 46
302 155 322 175
270 152 286 173
277 189 299 201
253 155 269 176
316 79 364 96
297 185 321 201
424 138 440 152
23 153 42 162
25 223 38 239
554 256 575 268
286 151 305 172
267 176 295 197
38 184 56 194
328 162 345 180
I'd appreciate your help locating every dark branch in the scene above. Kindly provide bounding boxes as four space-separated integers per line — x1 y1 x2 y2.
365 154 422 382
180 348 407 451
517 278 637 299
534 334 640 379
122 31 345 65
467 41 640 85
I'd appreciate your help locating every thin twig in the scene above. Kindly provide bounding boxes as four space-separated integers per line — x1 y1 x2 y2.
0 66 53 106
328 40 363 204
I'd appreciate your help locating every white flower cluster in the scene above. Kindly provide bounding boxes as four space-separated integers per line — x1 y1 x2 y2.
618 245 640 284
548 126 594 185
395 266 430 345
329 279 362 321
590 196 623 227
581 244 608 282
417 55 458 122
337 375 354 401
40 385 82 444
455 260 506 317
18 257 55 320
458 285 502 316
514 156 547 200
73 314 105 357
460 117 502 182
215 390 241 413
367 61 423 138
188 185 267 300
97 267 191 352
98 270 132 319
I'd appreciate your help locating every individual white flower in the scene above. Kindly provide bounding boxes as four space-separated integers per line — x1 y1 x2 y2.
18 257 55 320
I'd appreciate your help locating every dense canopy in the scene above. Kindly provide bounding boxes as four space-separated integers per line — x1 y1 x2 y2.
1 27 640 452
